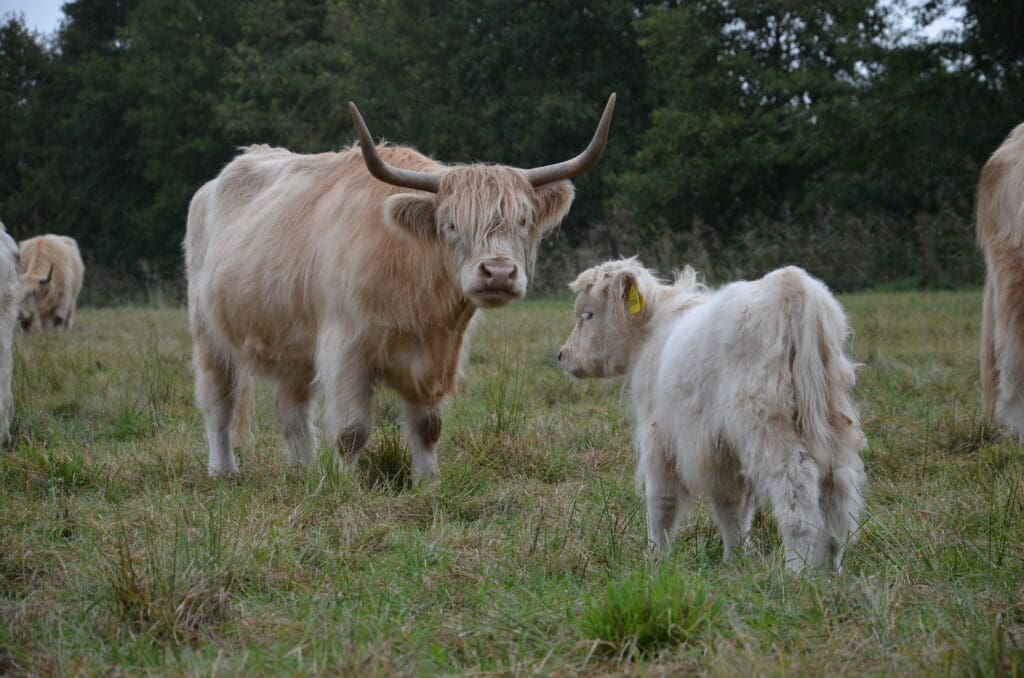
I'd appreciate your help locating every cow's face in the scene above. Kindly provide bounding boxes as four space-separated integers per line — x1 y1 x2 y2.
559 261 653 378
384 167 574 308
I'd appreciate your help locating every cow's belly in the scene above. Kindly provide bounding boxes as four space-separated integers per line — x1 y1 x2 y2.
202 267 318 382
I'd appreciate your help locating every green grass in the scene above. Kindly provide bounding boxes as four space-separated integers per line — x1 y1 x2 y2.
1 292 1023 674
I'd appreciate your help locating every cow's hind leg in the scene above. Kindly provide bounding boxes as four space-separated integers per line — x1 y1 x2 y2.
640 446 691 553
982 273 998 417
275 375 317 468
757 443 828 572
403 401 442 483
232 372 255 448
995 331 1024 440
709 480 756 563
989 256 1024 437
193 331 243 476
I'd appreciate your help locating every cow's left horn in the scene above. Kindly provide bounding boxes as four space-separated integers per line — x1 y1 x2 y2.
349 102 441 193
524 93 616 188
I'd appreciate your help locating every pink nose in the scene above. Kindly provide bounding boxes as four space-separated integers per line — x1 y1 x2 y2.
479 259 518 289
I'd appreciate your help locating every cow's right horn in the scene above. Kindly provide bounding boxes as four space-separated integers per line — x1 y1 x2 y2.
40 264 53 285
349 102 441 193
523 93 616 187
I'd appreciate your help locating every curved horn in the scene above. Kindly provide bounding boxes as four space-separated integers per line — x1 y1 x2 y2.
41 264 53 285
524 93 617 188
348 102 441 193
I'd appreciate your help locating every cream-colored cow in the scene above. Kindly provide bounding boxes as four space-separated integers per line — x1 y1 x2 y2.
559 259 866 572
18 234 85 332
978 122 1024 437
186 96 616 480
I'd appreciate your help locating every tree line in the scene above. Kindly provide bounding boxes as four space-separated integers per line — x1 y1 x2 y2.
0 0 1021 298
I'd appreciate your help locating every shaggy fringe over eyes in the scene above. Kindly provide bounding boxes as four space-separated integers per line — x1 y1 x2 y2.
438 166 535 256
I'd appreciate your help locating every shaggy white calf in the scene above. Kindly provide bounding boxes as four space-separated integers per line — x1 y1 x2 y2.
559 259 867 572
0 222 19 443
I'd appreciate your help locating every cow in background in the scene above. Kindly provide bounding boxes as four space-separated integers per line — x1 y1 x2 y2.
559 259 866 572
18 234 85 333
0 222 17 443
186 95 616 480
978 123 1024 438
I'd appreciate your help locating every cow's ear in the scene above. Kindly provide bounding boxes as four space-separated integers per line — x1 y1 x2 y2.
533 180 575 235
384 193 437 238
617 271 646 317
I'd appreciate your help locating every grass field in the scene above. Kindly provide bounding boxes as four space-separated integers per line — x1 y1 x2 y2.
1 289 1022 675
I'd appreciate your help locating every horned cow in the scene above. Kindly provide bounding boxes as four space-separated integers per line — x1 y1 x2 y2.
186 95 616 480
18 234 85 333
978 123 1024 437
0 221 18 443
559 259 866 572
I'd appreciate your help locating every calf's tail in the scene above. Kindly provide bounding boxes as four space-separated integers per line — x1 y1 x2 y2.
782 269 856 463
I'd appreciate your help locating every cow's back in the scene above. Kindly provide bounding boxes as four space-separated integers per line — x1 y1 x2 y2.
978 122 1024 249
651 268 846 457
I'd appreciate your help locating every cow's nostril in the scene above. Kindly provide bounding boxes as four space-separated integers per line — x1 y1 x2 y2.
557 350 563 362
479 260 518 288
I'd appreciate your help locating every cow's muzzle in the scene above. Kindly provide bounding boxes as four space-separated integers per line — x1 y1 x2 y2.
471 258 522 307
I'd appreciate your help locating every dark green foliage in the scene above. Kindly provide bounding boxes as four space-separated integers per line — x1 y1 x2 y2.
0 0 1018 292
619 0 886 235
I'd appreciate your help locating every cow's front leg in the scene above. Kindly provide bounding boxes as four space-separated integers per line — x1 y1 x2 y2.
403 401 442 484
318 331 373 471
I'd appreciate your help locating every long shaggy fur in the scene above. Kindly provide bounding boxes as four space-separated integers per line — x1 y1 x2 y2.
0 222 18 443
560 259 867 572
977 122 1024 437
186 142 575 479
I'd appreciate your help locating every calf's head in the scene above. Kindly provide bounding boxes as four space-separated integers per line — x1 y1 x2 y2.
559 258 656 378
18 264 52 331
349 95 616 308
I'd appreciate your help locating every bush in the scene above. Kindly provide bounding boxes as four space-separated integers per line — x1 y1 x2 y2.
533 208 983 294
578 565 722 658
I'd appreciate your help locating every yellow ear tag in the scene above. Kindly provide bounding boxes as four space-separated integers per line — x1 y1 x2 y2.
627 284 645 315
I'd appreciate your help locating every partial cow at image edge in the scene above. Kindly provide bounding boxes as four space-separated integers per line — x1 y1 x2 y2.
978 122 1024 440
0 221 18 444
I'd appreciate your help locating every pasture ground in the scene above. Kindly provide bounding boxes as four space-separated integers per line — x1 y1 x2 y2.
1 290 1022 675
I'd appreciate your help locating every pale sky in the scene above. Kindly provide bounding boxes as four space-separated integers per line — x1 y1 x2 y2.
0 0 64 35
0 0 965 43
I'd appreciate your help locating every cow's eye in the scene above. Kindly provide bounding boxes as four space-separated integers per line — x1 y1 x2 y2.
580 311 593 321
519 217 528 228
445 222 456 232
